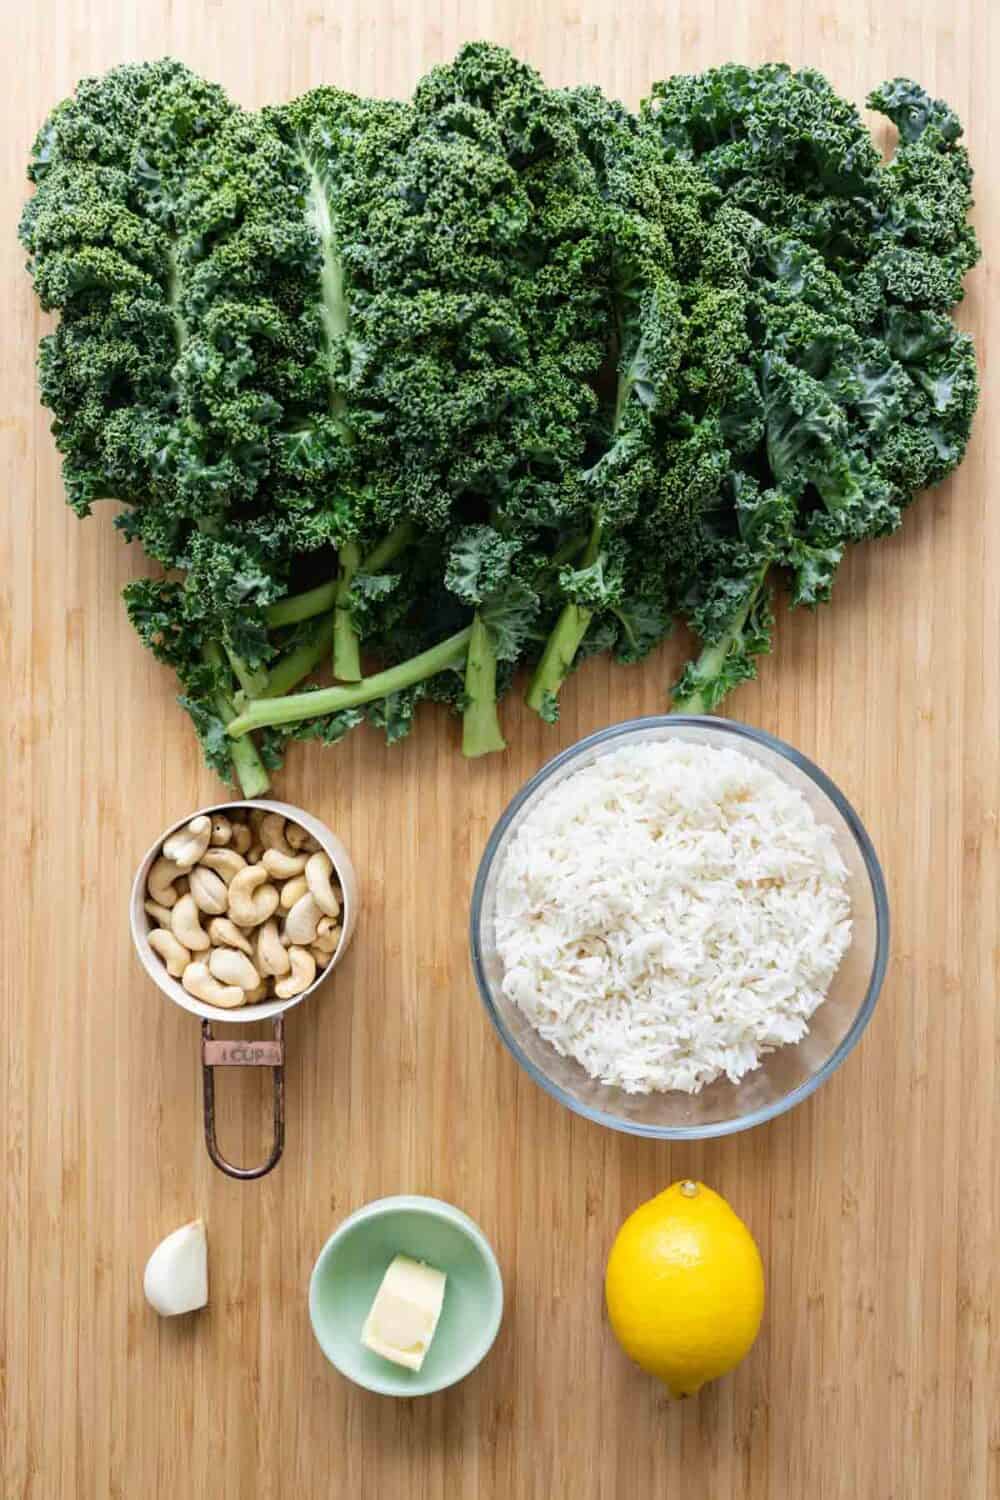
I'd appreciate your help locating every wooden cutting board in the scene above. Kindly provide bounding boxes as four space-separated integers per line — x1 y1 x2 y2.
3 3 997 1496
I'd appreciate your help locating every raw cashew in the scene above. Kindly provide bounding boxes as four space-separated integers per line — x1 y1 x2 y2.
200 848 246 884
280 875 308 910
284 891 323 946
208 947 260 991
148 928 191 978
243 980 270 1004
228 864 279 927
171 894 210 952
230 823 252 856
163 815 212 873
285 822 310 851
182 962 244 1009
312 919 341 956
147 856 184 908
259 813 292 855
207 917 253 955
261 847 308 880
247 813 266 858
309 944 333 970
188 866 228 916
275 946 316 999
210 814 233 846
145 898 175 928
305 852 340 918
256 919 290 978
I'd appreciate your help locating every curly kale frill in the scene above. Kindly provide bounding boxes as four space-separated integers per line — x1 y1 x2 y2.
523 86 746 718
246 43 617 754
397 46 614 748
643 68 980 713
20 63 281 790
20 61 235 517
22 54 981 781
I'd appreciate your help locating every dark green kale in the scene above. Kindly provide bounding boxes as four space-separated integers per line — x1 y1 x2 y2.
20 61 280 790
643 67 980 712
22 54 980 781
242 43 615 753
523 86 744 717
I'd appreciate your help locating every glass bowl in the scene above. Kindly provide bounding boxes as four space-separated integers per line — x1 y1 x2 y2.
470 717 889 1139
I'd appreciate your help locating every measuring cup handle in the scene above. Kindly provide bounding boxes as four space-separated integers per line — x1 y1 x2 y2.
201 1018 285 1180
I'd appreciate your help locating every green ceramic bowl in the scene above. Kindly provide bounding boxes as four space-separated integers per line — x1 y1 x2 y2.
309 1195 504 1396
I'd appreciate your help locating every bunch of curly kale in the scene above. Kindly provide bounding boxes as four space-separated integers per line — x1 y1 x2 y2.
20 46 979 792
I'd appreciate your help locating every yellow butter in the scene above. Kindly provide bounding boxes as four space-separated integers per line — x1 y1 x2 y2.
361 1255 447 1371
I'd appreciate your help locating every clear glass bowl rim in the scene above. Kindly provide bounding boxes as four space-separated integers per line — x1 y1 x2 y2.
469 715 890 1140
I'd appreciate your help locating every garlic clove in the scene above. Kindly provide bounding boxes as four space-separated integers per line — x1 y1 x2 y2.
143 1219 208 1316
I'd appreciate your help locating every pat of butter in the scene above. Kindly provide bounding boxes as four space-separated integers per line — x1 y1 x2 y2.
361 1255 447 1372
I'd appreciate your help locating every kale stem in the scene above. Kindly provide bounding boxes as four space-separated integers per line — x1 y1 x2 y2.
361 519 418 574
524 603 593 715
224 644 269 699
227 626 473 737
265 521 419 630
462 613 506 757
670 564 771 715
227 730 272 799
266 582 337 629
258 615 334 698
525 515 602 715
202 641 270 796
333 540 362 682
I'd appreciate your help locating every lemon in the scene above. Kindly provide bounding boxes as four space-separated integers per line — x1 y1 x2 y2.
605 1179 764 1397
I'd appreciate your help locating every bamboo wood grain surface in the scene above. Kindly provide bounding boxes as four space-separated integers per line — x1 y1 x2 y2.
2 1 998 1496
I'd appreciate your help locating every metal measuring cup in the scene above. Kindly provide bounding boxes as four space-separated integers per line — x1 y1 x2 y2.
130 799 358 1180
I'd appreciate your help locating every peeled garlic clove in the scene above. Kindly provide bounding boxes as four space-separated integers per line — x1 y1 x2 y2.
143 1219 208 1316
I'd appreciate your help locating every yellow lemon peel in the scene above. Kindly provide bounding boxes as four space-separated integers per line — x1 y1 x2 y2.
605 1179 764 1398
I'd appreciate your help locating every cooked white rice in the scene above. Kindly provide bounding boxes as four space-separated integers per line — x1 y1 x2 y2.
494 738 852 1094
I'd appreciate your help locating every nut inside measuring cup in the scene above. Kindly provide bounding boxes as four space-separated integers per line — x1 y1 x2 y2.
130 799 358 1025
